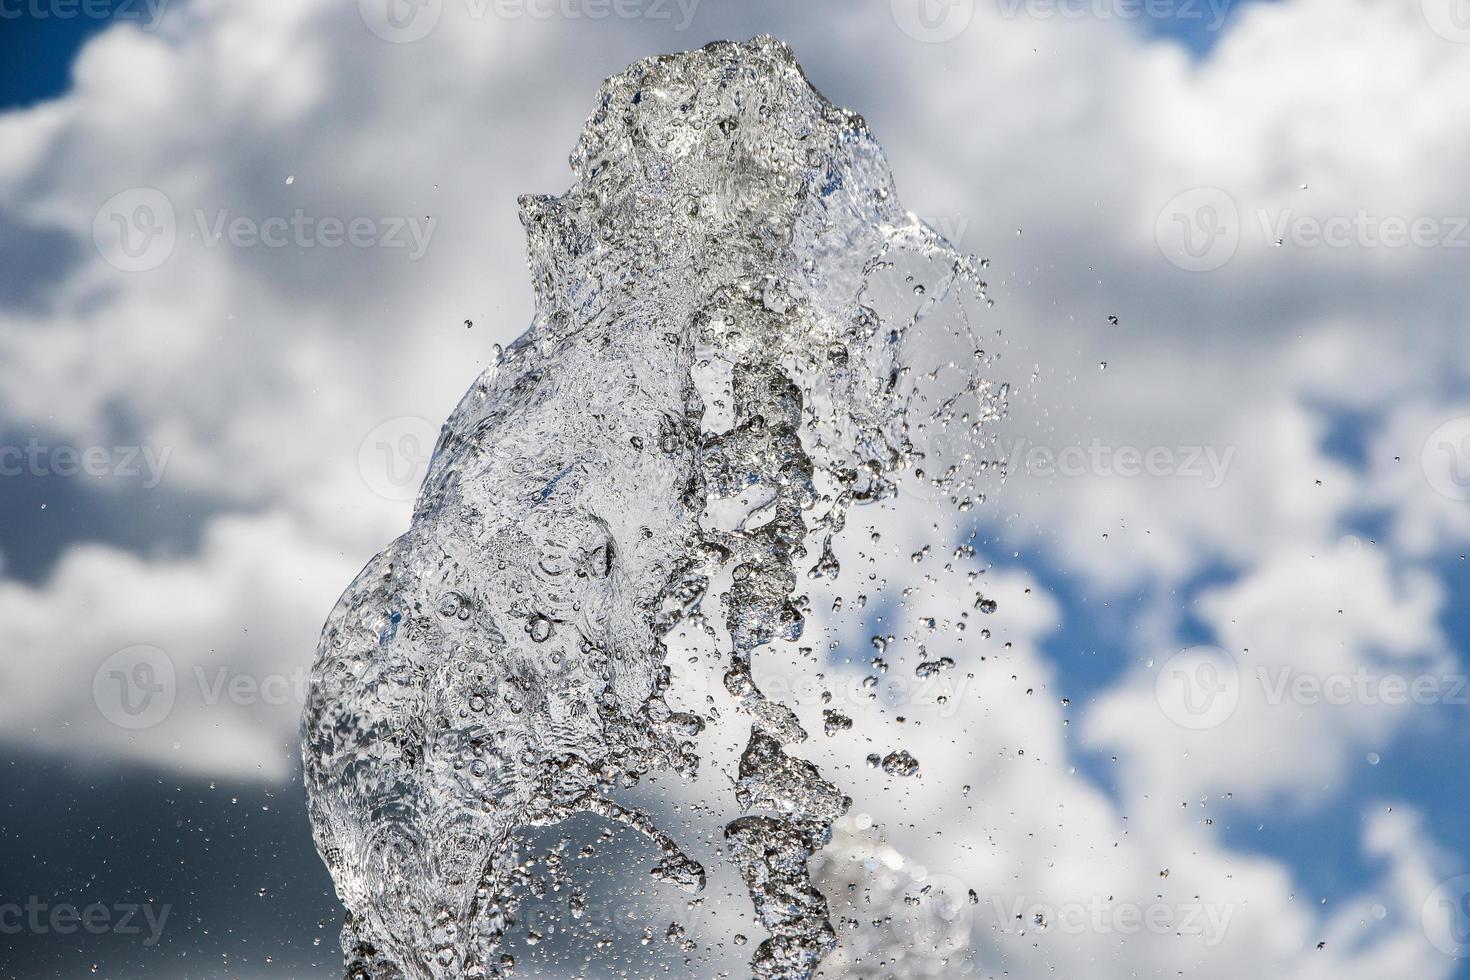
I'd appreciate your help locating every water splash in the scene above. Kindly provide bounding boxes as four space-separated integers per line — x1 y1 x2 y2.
816 817 978 978
303 35 1002 980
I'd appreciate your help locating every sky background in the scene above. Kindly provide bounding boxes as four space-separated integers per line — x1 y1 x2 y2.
1 0 1469 976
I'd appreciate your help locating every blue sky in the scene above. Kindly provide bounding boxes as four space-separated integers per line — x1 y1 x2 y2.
0 1 168 109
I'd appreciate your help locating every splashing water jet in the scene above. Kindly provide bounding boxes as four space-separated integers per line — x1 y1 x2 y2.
303 35 1003 980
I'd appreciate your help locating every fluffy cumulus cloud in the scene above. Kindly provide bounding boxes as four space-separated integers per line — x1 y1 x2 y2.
0 510 356 779
644 508 1456 978
0 0 1467 974
1088 538 1451 807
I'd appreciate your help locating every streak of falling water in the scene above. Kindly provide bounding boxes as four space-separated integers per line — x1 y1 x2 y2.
303 35 1006 980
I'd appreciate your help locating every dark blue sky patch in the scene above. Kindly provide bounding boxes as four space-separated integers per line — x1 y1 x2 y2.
0 0 171 111
1214 708 1470 980
0 426 221 584
1308 398 1377 470
0 751 340 977
1131 0 1278 54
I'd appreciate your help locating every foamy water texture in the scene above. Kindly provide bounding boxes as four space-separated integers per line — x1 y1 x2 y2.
303 35 1003 979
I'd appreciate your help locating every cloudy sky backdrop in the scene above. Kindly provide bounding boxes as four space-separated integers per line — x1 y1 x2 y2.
1 0 1468 976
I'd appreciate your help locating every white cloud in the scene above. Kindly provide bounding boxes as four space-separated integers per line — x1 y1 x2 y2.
1087 538 1451 807
657 504 1460 978
0 510 357 779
